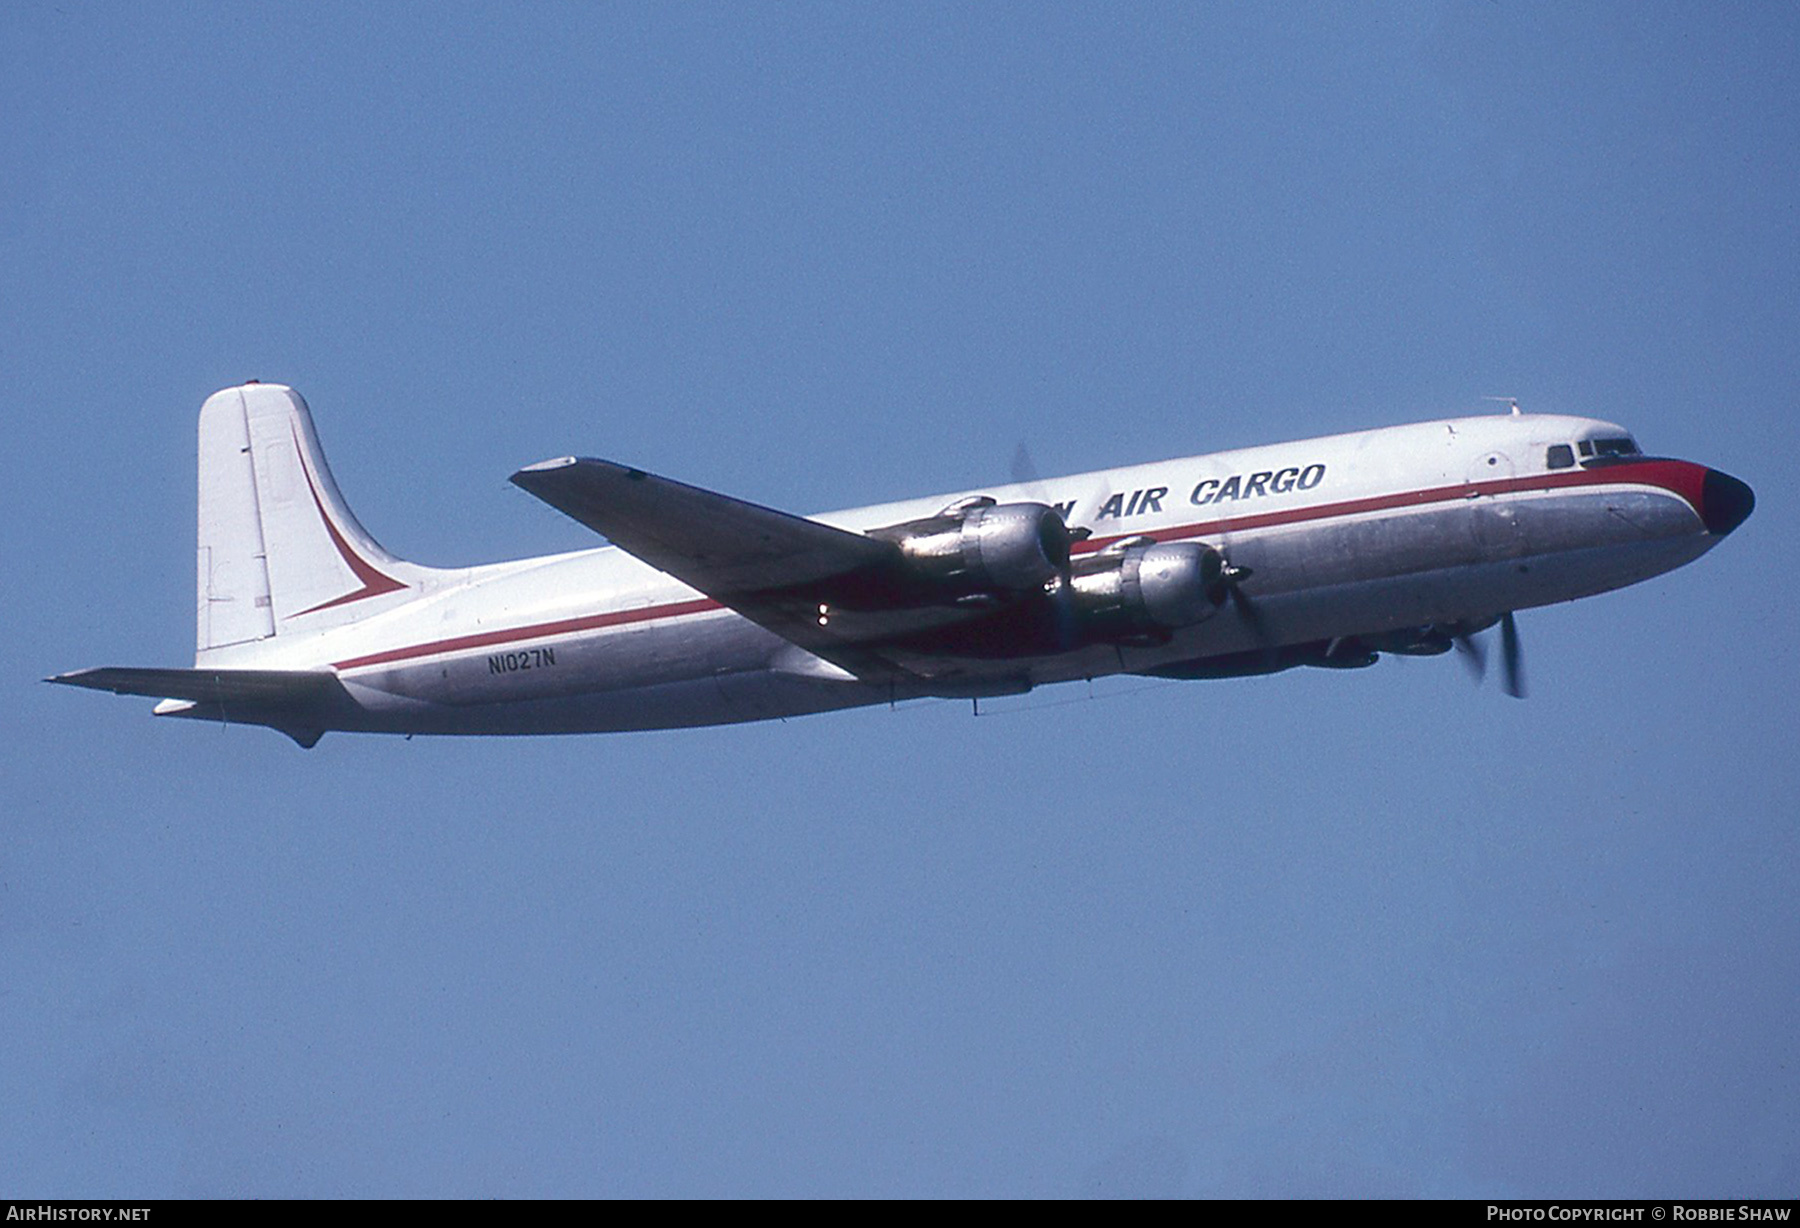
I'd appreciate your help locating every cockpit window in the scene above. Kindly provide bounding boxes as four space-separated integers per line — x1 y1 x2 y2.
1578 440 1595 458
1591 436 1640 457
1546 444 1575 470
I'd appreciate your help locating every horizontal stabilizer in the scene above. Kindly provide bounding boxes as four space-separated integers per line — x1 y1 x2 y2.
47 667 352 747
48 665 343 704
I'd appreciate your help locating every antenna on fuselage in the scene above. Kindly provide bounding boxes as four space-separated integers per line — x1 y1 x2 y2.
1483 395 1522 416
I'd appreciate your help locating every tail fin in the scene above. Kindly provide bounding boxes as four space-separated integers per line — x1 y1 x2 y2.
196 383 431 660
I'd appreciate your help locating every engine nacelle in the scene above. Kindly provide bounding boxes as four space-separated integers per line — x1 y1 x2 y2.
1068 540 1227 642
870 498 1073 597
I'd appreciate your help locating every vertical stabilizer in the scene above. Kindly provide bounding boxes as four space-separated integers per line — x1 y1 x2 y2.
195 383 428 661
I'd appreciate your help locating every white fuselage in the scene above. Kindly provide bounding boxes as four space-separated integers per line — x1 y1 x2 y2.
187 410 1738 736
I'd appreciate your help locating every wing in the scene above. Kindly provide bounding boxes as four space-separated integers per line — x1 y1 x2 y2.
511 457 896 593
511 457 948 683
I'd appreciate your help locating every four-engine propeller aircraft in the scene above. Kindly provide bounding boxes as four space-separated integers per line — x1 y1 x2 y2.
51 383 1754 747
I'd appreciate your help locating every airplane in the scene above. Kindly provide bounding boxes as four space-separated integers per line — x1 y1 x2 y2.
50 382 1754 747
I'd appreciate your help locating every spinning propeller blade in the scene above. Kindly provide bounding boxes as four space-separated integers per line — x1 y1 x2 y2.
1451 614 1526 698
1499 611 1526 699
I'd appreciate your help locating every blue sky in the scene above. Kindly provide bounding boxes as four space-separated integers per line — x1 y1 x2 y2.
4 2 1794 1197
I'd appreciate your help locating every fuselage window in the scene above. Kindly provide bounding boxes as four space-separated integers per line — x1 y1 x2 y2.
1547 444 1575 470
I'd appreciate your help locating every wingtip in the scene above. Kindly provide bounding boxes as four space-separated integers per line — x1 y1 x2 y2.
510 457 583 493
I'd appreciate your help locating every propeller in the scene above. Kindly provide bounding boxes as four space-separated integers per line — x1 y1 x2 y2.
1450 613 1526 698
1498 611 1525 699
1219 562 1277 663
1452 624 1487 682
1009 441 1040 490
1013 440 1106 537
1012 436 1094 583
1012 444 1087 649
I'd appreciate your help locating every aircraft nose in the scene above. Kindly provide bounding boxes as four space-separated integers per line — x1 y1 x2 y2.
1702 468 1754 536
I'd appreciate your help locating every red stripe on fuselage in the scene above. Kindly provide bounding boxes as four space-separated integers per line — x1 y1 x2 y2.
1072 456 1708 553
331 459 1706 674
331 598 717 671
